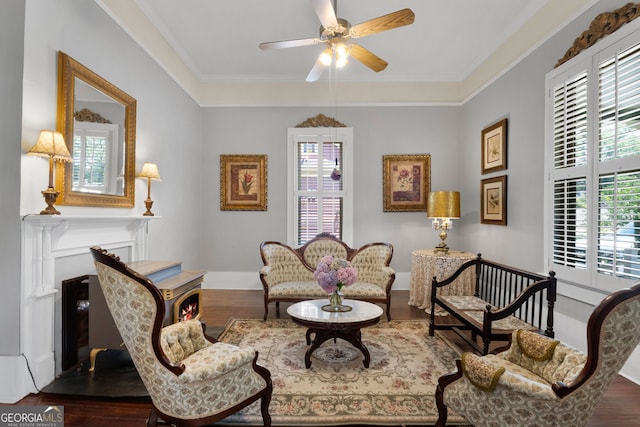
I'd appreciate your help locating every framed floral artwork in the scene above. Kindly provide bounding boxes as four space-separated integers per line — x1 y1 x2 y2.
481 175 507 225
383 154 431 212
220 154 267 211
481 118 508 174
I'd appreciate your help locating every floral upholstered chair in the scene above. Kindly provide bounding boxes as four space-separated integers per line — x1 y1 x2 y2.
435 282 640 427
90 247 272 427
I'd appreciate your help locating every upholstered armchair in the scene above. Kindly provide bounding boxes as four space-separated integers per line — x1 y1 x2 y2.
435 282 640 427
90 247 272 427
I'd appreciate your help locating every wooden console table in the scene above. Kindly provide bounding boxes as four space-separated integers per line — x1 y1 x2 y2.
408 249 475 315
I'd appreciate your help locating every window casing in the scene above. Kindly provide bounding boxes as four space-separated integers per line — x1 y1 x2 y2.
287 127 353 246
546 22 640 293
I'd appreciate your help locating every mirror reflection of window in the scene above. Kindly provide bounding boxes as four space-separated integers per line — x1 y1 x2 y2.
72 122 119 194
73 78 126 196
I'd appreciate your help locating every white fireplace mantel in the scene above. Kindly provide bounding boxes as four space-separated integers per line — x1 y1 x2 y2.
10 214 157 403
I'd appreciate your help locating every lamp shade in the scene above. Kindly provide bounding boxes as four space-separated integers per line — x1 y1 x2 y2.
137 162 161 180
427 191 461 219
28 130 73 162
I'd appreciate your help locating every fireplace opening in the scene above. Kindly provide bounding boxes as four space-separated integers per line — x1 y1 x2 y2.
61 275 90 372
61 267 205 374
173 289 203 323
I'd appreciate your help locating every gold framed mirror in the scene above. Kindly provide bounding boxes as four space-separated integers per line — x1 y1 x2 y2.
56 51 136 207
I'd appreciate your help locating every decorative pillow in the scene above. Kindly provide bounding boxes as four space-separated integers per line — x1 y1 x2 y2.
461 352 505 392
516 329 560 361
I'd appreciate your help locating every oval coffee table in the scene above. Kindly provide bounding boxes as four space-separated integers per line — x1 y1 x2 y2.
287 299 383 368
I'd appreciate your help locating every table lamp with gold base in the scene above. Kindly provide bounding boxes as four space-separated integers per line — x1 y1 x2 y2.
427 191 461 254
27 130 73 215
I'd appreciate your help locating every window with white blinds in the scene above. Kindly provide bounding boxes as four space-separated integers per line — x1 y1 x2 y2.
546 26 640 292
288 127 353 246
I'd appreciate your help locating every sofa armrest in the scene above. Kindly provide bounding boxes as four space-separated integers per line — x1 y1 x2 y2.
380 266 396 286
495 370 560 400
177 343 257 383
498 330 586 385
381 266 395 277
459 352 560 401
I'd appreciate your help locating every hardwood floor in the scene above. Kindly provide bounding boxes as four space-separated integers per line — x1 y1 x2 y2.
15 290 640 426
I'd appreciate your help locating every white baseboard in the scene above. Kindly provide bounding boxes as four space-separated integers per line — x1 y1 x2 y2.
202 271 411 291
0 355 38 403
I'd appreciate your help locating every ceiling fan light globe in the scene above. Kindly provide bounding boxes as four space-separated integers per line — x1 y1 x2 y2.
335 43 350 59
319 52 332 66
336 57 348 68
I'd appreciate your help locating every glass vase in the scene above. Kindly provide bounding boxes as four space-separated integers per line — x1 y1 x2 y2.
322 290 352 312
329 290 343 308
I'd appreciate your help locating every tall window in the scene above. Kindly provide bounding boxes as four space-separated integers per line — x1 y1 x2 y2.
546 25 640 292
288 127 353 246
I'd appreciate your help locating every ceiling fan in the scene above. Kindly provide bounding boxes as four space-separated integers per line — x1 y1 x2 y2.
258 0 415 82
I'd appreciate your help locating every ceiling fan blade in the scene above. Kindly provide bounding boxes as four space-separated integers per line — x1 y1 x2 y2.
349 8 415 39
259 37 323 50
310 0 339 29
349 44 388 72
306 47 332 82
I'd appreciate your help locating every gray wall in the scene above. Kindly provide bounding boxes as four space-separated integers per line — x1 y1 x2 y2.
459 0 628 273
0 1 24 355
459 0 632 320
200 106 461 274
7 0 635 374
20 0 203 268
198 0 632 281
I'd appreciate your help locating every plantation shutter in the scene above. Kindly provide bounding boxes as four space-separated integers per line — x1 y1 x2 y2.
547 33 640 290
295 139 344 245
551 71 589 272
596 42 640 280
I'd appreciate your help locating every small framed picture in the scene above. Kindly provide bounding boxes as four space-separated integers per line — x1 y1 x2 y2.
383 154 431 212
481 119 508 174
481 175 507 225
220 154 267 211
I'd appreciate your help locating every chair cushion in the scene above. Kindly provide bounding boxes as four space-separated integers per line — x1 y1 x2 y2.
269 281 386 298
160 319 209 364
439 295 494 311
461 310 538 333
178 342 256 383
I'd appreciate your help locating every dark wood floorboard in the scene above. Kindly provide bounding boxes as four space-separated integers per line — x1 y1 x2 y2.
14 290 640 426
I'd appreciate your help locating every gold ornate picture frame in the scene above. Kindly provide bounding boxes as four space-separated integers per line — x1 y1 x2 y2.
220 154 267 211
383 154 431 212
481 175 507 225
481 119 508 174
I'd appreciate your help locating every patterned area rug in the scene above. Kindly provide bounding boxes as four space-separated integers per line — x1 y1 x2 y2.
218 319 467 426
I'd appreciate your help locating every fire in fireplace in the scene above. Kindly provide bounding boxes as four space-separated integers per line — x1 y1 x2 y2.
173 288 202 322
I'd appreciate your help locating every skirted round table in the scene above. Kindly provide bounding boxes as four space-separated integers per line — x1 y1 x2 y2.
408 249 476 315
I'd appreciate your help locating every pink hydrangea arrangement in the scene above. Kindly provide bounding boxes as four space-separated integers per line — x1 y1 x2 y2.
314 255 358 294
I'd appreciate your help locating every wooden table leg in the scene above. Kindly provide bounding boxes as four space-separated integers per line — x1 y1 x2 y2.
304 327 371 368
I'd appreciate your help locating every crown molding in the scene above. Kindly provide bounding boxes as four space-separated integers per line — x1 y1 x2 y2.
97 0 599 107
